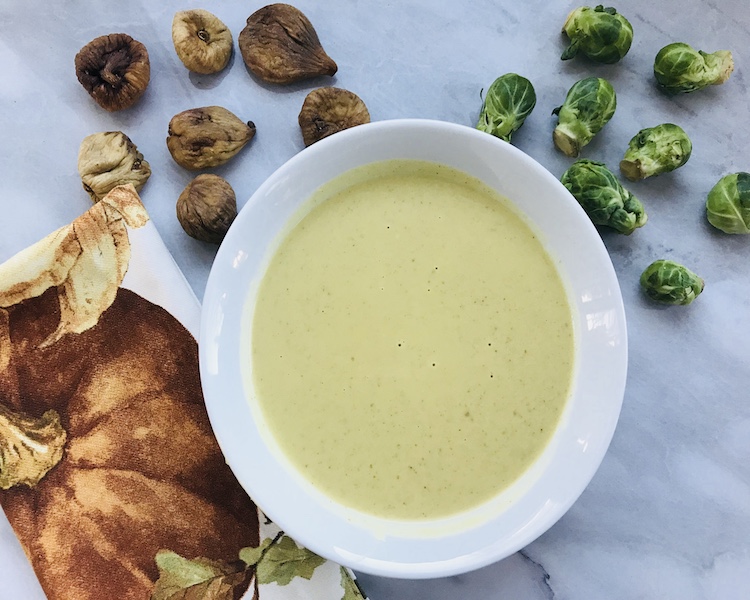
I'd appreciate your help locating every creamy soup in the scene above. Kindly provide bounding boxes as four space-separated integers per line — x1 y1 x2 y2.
250 160 575 520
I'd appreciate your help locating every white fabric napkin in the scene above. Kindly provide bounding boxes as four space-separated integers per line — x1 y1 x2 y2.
0 185 365 600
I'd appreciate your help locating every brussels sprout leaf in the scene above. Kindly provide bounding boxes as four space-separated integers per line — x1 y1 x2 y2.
706 172 750 234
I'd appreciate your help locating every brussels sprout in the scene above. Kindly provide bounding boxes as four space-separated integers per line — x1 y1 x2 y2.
552 77 616 157
476 74 537 143
654 42 734 94
620 124 692 181
640 260 704 306
705 172 750 234
561 5 633 64
561 159 647 235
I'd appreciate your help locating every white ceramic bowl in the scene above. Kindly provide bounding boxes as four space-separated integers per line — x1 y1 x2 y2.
200 119 627 579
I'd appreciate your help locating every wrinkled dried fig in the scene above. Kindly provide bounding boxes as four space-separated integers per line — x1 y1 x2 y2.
176 174 237 243
166 106 256 170
77 131 151 202
172 9 233 74
74 33 150 111
298 87 370 146
238 4 337 84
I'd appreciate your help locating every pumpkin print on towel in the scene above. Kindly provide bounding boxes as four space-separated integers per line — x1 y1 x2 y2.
0 186 365 600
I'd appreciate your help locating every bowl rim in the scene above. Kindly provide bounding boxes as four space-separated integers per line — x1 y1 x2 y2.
200 118 628 578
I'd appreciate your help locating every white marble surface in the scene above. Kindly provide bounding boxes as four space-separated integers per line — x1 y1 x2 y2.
1 1 748 598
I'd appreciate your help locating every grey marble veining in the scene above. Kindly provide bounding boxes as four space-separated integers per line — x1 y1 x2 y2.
1 1 748 598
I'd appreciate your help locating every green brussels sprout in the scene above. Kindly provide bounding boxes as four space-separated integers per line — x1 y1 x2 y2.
640 260 704 305
552 77 617 157
705 172 750 234
561 159 647 234
654 42 734 94
619 123 692 181
561 5 633 64
476 73 537 143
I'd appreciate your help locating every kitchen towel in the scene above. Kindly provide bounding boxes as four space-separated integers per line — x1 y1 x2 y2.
0 184 365 600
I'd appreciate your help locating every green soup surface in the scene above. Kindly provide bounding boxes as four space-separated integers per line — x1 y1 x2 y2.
251 160 575 520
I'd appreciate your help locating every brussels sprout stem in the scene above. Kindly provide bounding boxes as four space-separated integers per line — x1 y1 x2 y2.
710 50 734 85
553 127 581 158
619 159 646 181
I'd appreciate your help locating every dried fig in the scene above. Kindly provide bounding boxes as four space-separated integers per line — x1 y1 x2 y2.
172 9 233 74
176 174 237 243
166 106 256 170
74 33 150 111
238 4 337 84
77 131 151 202
298 87 370 146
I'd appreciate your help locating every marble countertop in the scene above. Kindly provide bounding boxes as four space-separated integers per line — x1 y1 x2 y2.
1 1 748 598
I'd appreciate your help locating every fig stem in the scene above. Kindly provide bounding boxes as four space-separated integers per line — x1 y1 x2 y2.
101 59 121 86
